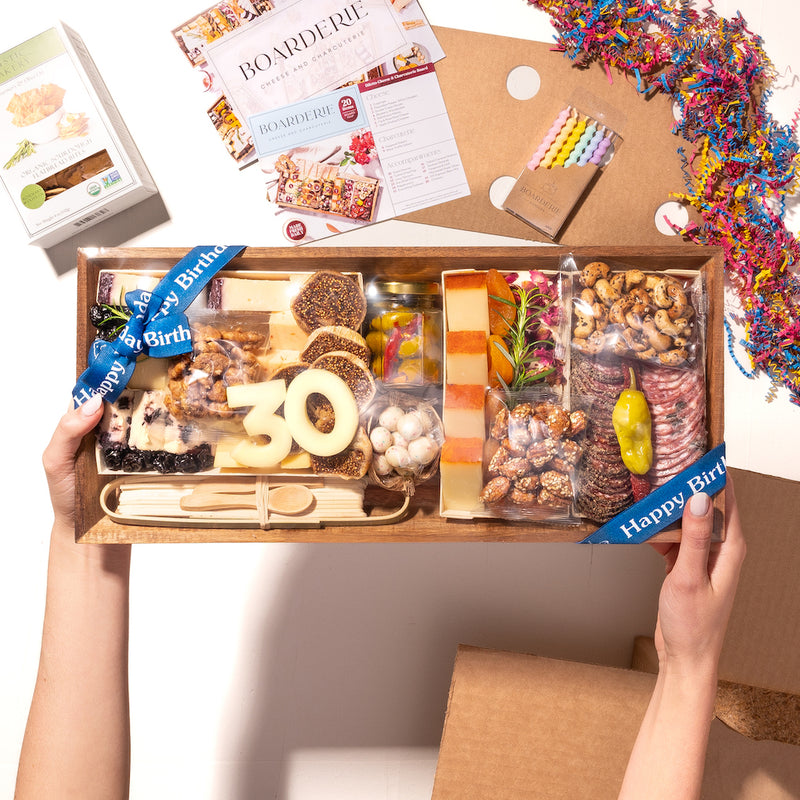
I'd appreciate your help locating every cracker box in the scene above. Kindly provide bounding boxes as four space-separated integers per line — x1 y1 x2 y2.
0 23 157 247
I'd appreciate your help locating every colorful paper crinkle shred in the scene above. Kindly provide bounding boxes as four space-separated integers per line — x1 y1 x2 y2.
527 0 800 403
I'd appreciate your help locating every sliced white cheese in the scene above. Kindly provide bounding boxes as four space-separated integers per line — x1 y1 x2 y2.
208 277 293 312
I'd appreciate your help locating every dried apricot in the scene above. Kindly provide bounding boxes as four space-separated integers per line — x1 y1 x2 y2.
486 269 517 337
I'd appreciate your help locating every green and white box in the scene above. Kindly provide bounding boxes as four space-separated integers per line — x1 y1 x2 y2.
0 23 157 247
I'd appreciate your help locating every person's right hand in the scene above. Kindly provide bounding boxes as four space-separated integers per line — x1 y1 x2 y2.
649 478 746 677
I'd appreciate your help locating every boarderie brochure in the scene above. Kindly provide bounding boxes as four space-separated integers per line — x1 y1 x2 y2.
172 0 444 167
250 63 469 243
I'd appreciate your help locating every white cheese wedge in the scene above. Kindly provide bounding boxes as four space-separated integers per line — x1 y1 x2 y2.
127 389 203 454
444 273 490 333
259 349 303 377
128 390 169 451
445 330 488 385
96 271 161 306
440 437 485 513
207 277 293 312
99 389 135 446
443 384 486 439
281 450 311 470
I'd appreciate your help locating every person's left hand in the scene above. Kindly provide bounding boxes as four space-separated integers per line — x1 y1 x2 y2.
42 395 104 530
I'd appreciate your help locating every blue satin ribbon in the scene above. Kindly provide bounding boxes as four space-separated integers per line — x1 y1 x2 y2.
73 245 246 407
580 442 727 544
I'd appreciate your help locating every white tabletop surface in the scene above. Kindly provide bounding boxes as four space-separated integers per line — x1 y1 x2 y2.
1 2 798 798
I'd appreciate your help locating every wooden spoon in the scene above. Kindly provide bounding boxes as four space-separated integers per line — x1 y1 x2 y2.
268 484 315 516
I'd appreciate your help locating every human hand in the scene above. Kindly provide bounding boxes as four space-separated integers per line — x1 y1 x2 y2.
42 394 104 530
650 478 746 677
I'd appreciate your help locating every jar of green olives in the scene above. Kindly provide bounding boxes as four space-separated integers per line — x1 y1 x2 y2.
365 280 443 386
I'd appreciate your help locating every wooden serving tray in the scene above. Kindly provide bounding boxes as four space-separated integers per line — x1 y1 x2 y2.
75 245 725 544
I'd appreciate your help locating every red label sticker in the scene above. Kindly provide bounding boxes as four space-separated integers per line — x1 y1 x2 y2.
338 95 359 123
284 219 307 242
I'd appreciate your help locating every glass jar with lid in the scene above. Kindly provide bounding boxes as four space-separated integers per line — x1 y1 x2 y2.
365 280 443 386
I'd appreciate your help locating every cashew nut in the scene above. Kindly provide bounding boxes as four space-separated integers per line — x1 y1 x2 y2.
665 283 689 320
622 327 647 352
624 269 645 291
592 302 609 330
594 278 621 306
659 348 688 366
642 318 672 352
625 307 646 331
573 329 605 354
653 309 690 337
580 261 611 288
612 336 629 355
610 272 626 295
609 296 633 325
652 279 673 308
579 287 597 305
573 311 594 339
629 287 651 307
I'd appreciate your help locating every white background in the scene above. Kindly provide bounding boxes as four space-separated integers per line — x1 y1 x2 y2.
1 1 799 798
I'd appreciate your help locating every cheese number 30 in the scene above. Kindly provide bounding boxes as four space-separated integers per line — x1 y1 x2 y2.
226 370 359 468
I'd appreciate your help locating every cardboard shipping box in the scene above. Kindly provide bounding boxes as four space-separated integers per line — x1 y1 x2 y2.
433 646 799 800
432 467 800 799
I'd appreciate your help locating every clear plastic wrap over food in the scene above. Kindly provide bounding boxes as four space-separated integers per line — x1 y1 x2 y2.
164 313 269 421
562 254 710 525
479 388 588 523
96 313 270 474
366 390 444 496
569 348 708 525
563 255 706 370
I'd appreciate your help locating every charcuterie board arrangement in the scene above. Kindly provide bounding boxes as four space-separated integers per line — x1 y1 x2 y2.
74 246 724 544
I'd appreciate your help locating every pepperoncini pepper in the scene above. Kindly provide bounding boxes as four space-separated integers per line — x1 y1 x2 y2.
612 368 652 475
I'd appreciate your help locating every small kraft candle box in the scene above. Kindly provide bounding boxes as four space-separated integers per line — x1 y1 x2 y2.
0 23 157 247
503 96 625 240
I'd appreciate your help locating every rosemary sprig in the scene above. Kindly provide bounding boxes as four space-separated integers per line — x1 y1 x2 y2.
489 283 556 397
4 139 35 170
102 304 132 334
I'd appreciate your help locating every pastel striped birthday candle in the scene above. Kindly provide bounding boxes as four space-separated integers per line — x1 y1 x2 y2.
589 131 615 165
564 121 597 167
554 116 587 167
577 126 605 166
540 111 577 168
527 107 571 170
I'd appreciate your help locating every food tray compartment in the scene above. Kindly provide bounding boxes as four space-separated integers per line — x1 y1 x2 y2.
75 245 724 544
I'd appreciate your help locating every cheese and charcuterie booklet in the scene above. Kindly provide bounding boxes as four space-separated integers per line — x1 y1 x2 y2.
250 63 469 243
171 0 445 167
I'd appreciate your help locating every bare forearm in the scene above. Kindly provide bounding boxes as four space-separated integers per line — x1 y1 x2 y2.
15 526 132 800
619 665 717 800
